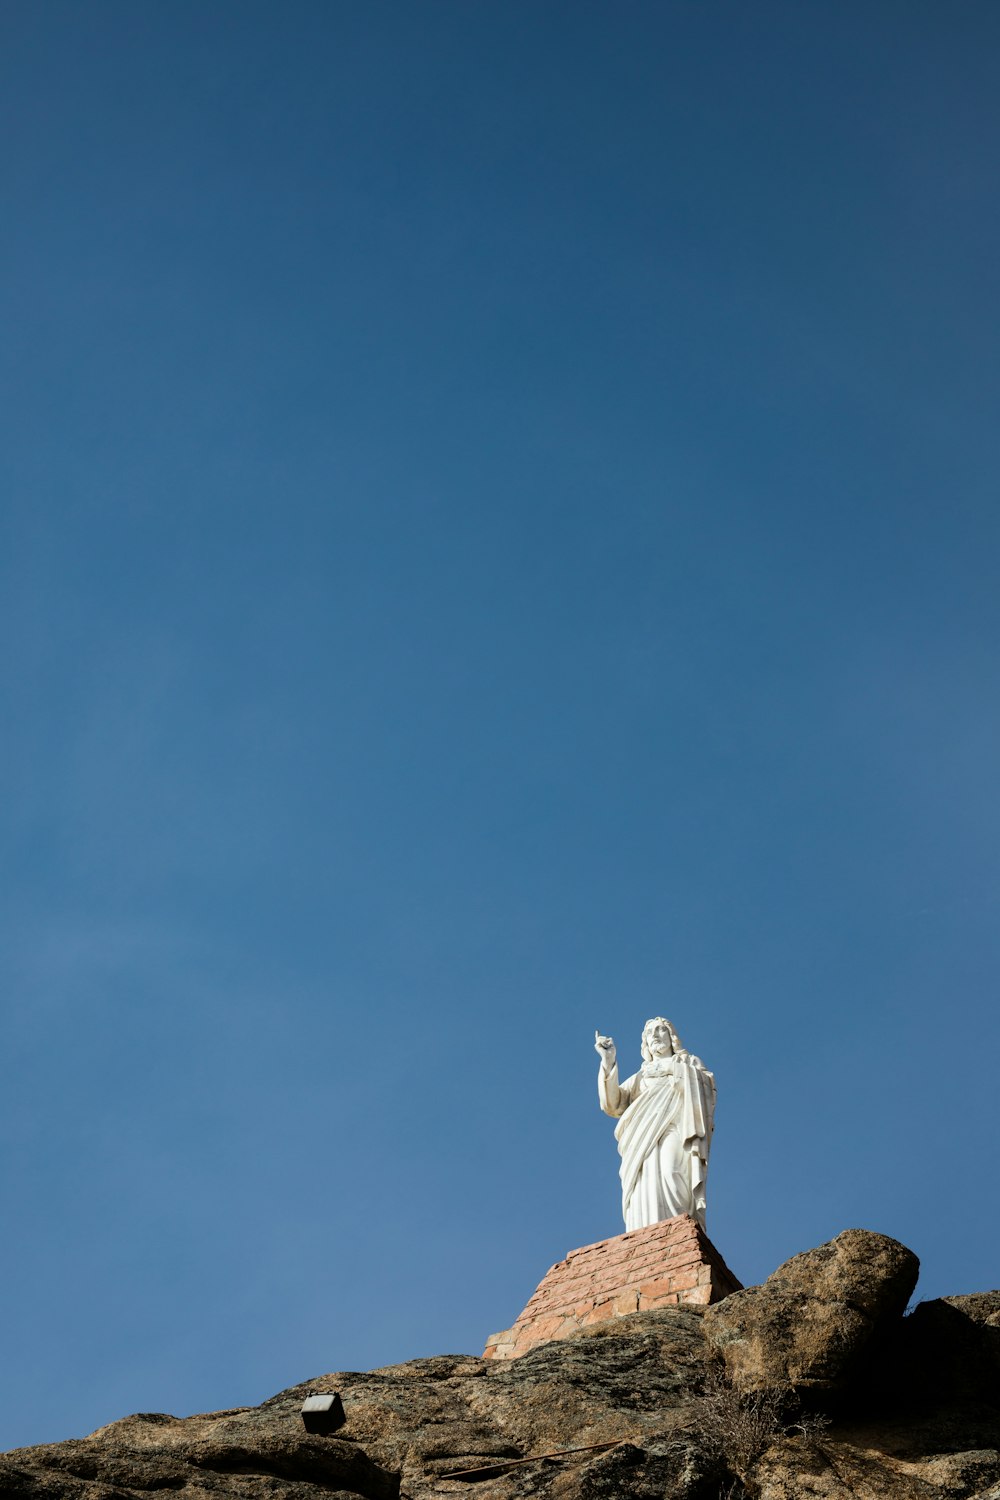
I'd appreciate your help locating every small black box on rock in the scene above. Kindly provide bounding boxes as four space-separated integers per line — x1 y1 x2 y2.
300 1393 346 1434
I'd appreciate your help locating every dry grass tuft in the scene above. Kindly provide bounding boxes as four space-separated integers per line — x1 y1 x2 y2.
680 1366 830 1497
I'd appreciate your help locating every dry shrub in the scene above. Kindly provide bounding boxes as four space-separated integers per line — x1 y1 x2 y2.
682 1366 830 1496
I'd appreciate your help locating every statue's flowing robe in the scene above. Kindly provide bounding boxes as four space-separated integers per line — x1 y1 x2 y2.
598 1053 716 1230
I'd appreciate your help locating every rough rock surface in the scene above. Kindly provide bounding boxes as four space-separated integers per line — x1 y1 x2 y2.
703 1229 920 1394
0 1312 716 1500
2 1231 999 1500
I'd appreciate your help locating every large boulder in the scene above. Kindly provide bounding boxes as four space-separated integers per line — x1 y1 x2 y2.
703 1228 919 1394
850 1286 1000 1424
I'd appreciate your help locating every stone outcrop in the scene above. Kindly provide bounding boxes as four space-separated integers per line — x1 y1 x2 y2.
703 1228 920 1394
0 1312 717 1500
484 1214 741 1360
2 1229 999 1500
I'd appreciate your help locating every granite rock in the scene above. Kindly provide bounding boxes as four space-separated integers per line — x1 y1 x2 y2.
703 1229 919 1394
2 1230 999 1500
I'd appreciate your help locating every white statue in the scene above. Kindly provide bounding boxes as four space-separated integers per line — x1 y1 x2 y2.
595 1017 716 1232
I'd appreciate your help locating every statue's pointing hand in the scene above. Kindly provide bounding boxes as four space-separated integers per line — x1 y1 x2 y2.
594 1031 616 1071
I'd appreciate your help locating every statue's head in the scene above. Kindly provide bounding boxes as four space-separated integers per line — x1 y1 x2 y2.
641 1016 681 1062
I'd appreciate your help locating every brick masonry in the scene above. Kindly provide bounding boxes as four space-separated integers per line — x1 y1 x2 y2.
483 1214 742 1361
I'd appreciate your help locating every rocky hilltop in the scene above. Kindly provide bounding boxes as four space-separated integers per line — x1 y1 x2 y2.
3 1229 1000 1500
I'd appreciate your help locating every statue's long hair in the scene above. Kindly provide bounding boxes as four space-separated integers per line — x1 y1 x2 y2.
640 1016 683 1062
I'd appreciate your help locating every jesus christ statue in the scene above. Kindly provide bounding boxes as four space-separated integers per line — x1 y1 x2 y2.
595 1018 716 1231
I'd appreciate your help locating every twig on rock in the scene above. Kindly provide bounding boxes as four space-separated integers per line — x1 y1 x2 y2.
439 1439 621 1478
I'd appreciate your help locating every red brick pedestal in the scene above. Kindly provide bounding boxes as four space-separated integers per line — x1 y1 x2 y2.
483 1214 741 1361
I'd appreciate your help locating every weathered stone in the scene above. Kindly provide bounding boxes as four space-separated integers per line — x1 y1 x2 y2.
4 1230 1000 1500
0 1406 401 1500
753 1435 1000 1499
766 1229 918 1321
851 1287 1000 1424
703 1229 919 1394
942 1289 1000 1326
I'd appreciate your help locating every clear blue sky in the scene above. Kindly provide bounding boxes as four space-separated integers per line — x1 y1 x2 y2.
2 0 999 1454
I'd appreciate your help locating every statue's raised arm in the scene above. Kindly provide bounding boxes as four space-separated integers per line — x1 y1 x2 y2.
595 1016 715 1232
